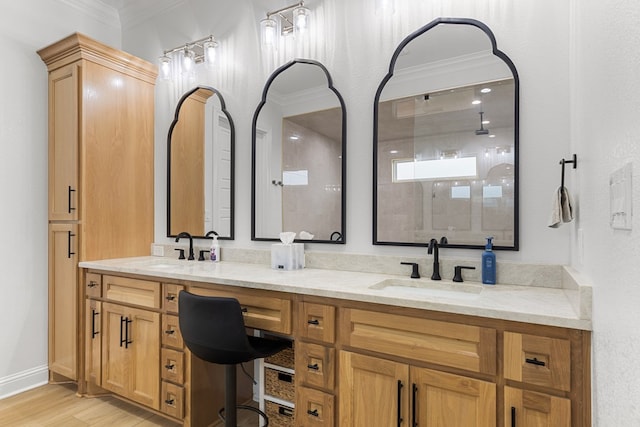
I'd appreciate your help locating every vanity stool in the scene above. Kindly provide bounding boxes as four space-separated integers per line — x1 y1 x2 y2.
178 291 290 427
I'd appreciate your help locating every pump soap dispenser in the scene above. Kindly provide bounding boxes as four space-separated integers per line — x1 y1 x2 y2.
206 230 220 262
482 236 496 285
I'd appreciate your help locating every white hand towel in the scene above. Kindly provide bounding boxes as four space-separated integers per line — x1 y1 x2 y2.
548 186 574 228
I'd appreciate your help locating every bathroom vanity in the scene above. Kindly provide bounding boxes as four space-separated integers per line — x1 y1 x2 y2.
78 256 591 427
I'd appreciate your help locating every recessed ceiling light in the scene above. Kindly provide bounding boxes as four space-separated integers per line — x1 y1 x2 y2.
489 134 496 138
480 88 492 93
472 100 481 105
290 135 299 140
482 120 490 125
390 150 398 154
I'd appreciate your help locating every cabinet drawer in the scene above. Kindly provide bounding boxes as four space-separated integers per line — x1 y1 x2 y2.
265 401 295 427
163 283 183 312
85 272 102 298
265 368 295 402
103 275 160 308
161 381 184 420
191 287 292 334
298 302 336 343
296 387 334 427
296 342 335 391
161 348 184 384
504 386 571 426
341 308 496 374
504 332 571 391
162 314 183 349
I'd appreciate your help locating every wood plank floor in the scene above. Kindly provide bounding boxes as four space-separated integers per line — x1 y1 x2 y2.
0 384 260 426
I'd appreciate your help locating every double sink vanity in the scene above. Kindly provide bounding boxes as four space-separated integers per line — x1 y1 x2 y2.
78 253 591 426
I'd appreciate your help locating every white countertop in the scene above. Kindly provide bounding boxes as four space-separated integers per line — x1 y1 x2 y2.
79 256 592 331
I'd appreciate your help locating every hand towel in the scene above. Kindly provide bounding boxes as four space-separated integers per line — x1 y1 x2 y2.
548 186 574 228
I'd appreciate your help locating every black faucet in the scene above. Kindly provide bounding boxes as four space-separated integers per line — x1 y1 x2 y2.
427 237 448 280
175 232 194 260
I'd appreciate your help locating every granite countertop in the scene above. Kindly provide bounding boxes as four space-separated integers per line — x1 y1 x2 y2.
79 256 592 331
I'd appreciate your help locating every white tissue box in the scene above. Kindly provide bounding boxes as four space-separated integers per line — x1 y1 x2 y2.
271 243 305 270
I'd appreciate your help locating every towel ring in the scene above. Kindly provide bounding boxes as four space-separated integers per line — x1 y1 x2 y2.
559 154 577 188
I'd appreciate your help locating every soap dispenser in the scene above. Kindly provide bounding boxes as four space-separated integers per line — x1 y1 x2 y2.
206 230 220 262
482 237 496 285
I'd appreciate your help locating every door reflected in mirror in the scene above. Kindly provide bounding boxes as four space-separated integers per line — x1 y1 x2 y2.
252 59 346 243
167 86 234 239
374 18 519 249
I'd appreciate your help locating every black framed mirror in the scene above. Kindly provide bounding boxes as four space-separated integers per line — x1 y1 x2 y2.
373 18 519 250
167 86 235 239
252 59 347 243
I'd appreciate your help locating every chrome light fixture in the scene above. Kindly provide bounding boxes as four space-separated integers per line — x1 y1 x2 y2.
260 1 311 48
158 35 218 80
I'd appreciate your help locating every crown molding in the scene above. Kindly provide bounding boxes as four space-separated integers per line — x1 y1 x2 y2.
57 0 120 29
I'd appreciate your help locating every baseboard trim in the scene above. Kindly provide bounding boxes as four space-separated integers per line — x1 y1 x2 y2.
0 365 49 400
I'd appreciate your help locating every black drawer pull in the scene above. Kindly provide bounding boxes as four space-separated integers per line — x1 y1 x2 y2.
278 406 294 417
165 363 175 370
165 398 175 405
165 294 176 301
307 409 319 417
307 319 320 325
67 231 76 258
277 372 293 382
307 363 319 371
241 307 248 313
88 281 98 288
511 406 516 427
68 186 76 213
165 329 175 335
525 357 546 367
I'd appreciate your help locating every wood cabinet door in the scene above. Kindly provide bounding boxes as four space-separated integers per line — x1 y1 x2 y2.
48 64 79 221
127 306 161 410
339 351 409 427
85 299 101 386
410 366 496 427
101 302 130 397
504 386 570 427
48 223 78 380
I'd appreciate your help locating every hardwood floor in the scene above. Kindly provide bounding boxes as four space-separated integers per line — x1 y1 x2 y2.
0 383 261 426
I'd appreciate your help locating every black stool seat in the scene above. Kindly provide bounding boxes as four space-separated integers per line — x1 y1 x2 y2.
178 291 290 426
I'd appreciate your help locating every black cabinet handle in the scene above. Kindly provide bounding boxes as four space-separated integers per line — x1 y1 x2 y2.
307 409 319 417
124 317 132 348
307 363 319 371
87 281 98 288
165 398 175 405
67 231 75 258
241 307 248 313
91 309 99 338
68 186 76 213
165 363 175 370
119 316 125 347
525 357 546 367
511 406 516 427
397 380 404 427
412 383 418 427
307 319 320 325
165 329 175 335
165 294 176 301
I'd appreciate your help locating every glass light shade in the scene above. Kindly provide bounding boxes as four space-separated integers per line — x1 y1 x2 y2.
182 48 195 73
293 5 310 37
203 40 217 65
159 55 171 80
260 18 277 47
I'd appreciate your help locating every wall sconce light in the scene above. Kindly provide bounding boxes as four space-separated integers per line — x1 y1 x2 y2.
158 34 218 80
260 1 311 48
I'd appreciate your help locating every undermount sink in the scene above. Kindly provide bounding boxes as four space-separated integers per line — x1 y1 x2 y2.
369 278 483 300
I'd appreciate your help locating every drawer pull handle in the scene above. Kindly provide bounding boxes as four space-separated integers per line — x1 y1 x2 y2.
88 281 98 288
307 319 320 325
165 295 176 301
307 409 319 417
397 380 403 427
68 186 76 213
525 357 546 367
278 407 294 417
277 372 293 383
165 363 175 370
165 398 175 405
91 309 99 338
165 329 175 335
511 406 516 427
412 383 418 427
241 307 248 313
307 363 319 371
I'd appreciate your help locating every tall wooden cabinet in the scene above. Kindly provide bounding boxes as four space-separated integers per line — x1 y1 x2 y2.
38 33 156 381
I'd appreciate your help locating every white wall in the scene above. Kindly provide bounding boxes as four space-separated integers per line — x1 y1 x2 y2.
573 0 640 423
124 0 573 265
0 0 120 398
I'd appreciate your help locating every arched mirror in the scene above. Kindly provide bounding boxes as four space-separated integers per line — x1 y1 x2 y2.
167 86 234 239
374 18 519 250
252 59 347 243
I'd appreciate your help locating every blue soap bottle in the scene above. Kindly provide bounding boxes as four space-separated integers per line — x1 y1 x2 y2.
482 237 496 285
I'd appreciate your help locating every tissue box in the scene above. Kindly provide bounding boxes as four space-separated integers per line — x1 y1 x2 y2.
271 243 305 270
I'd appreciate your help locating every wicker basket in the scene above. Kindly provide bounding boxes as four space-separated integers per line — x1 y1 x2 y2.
265 341 294 369
265 401 295 427
265 368 295 402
